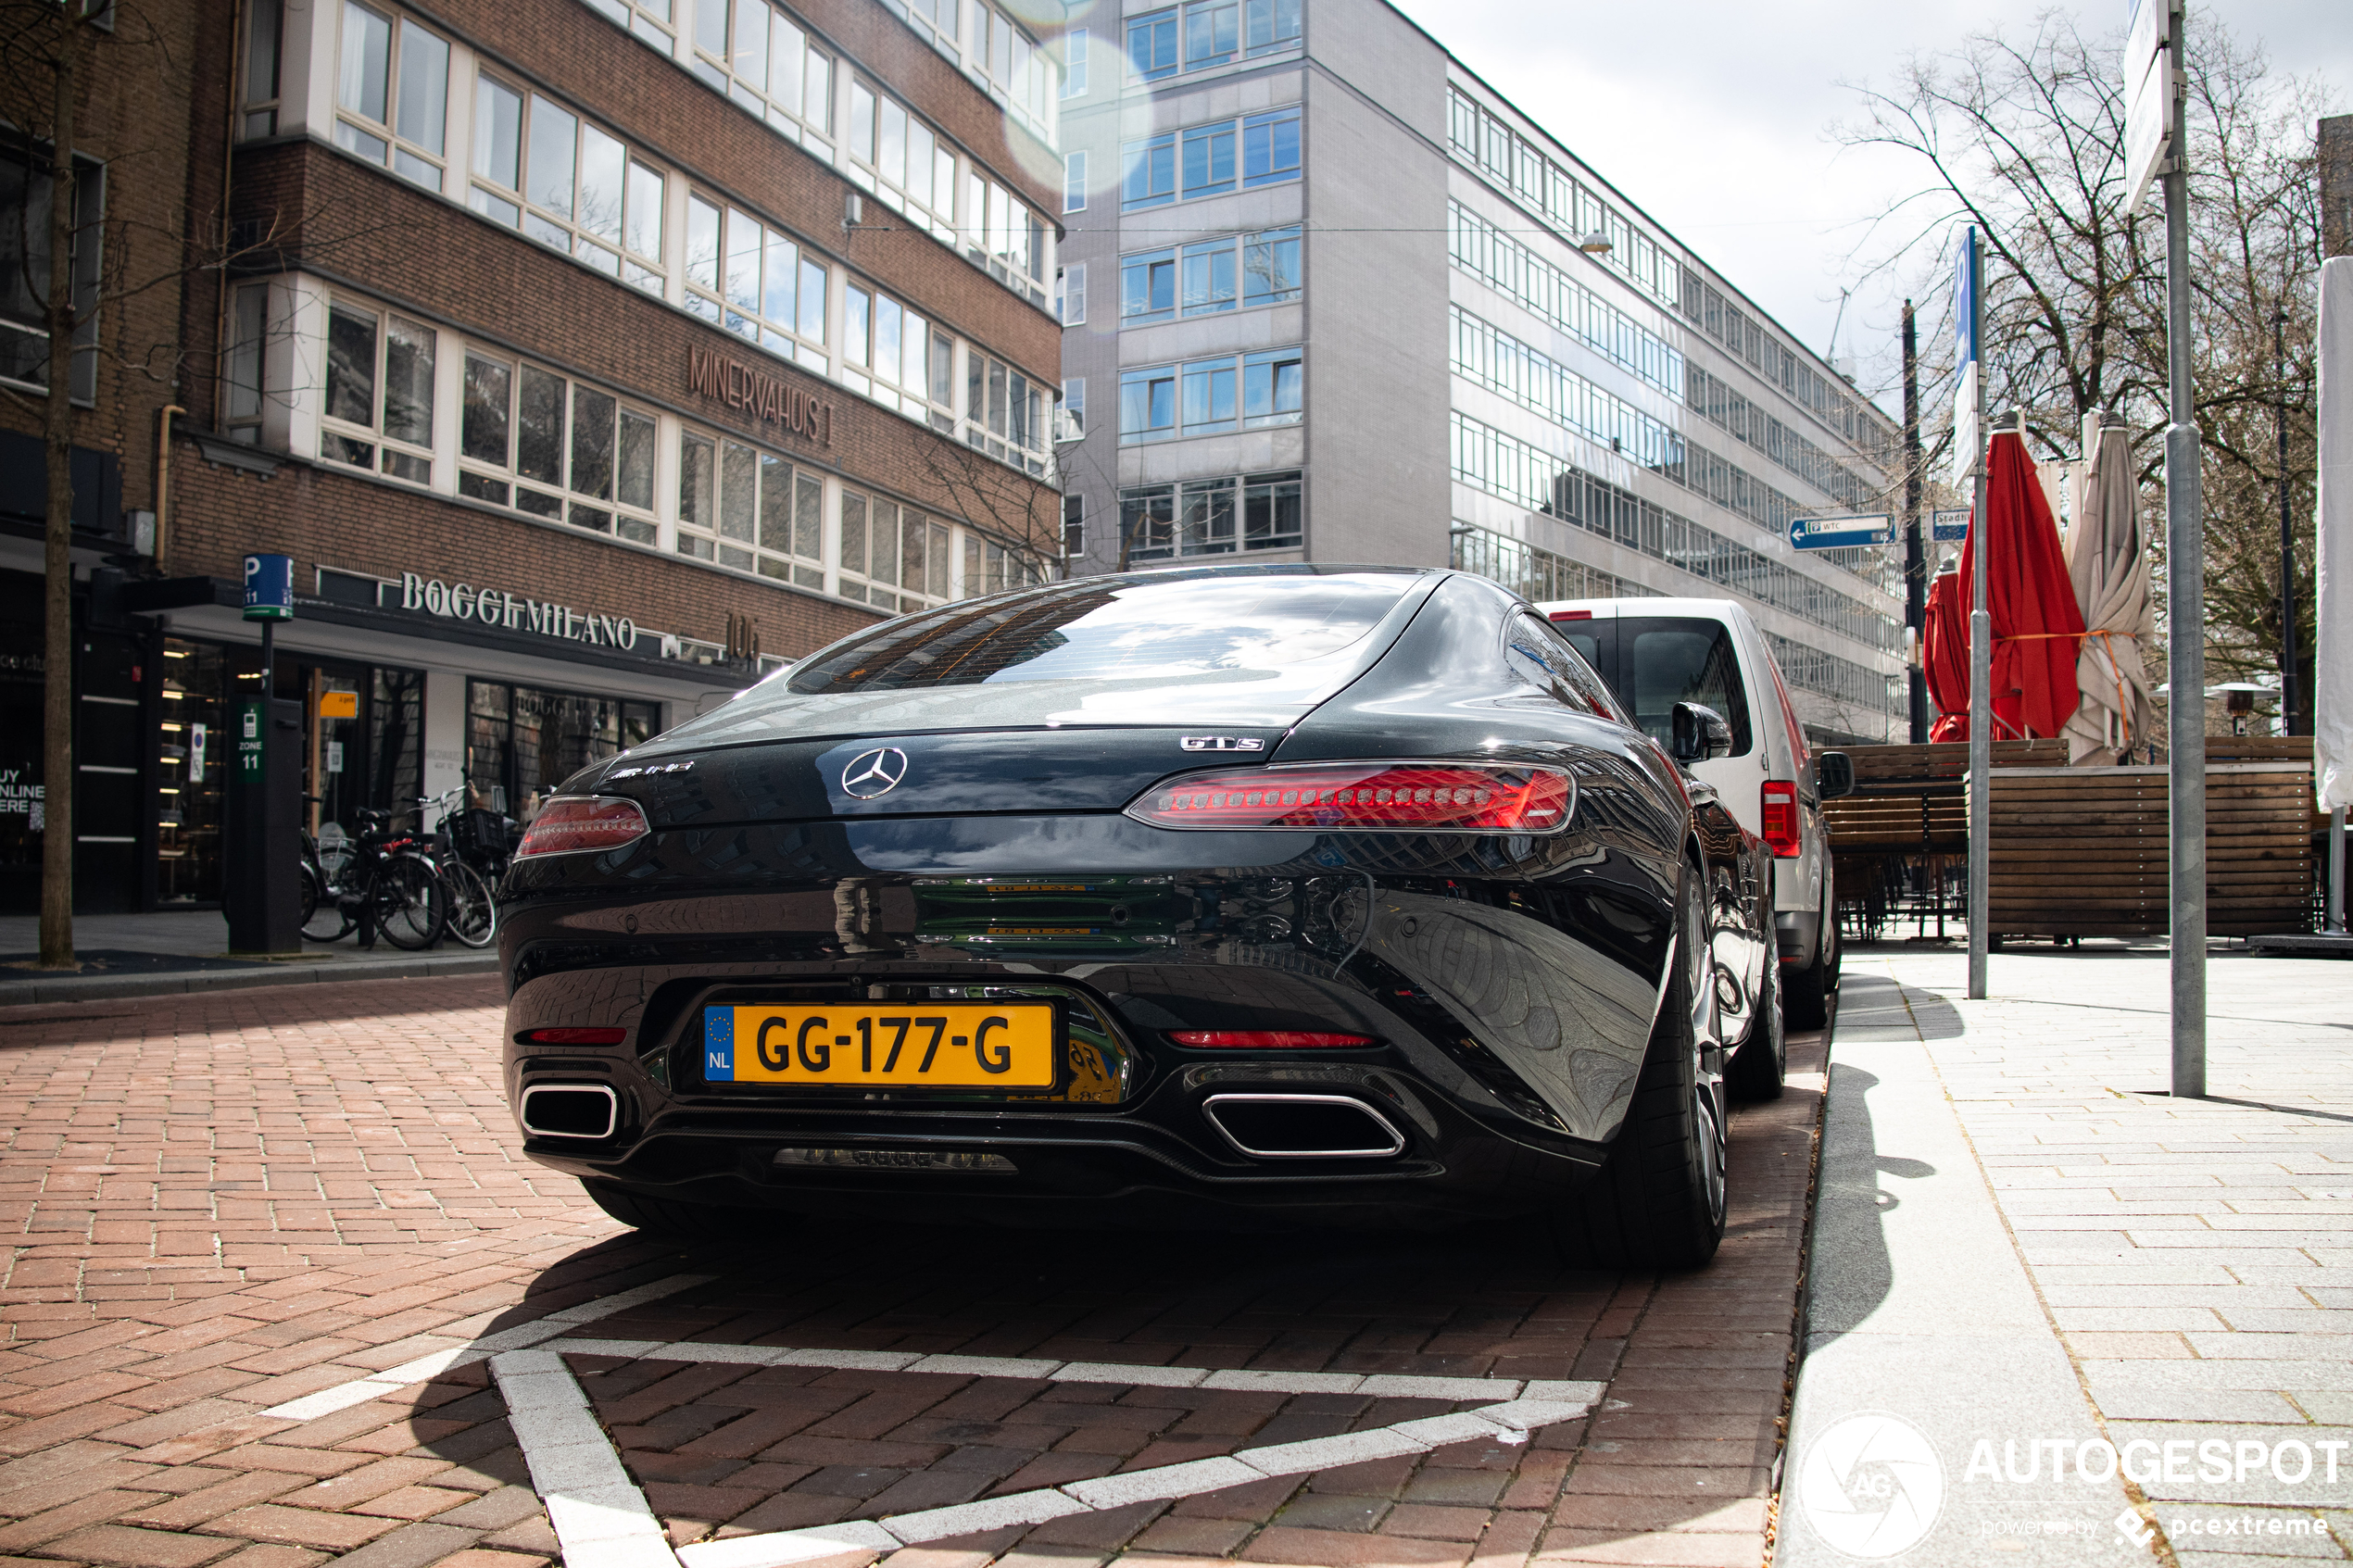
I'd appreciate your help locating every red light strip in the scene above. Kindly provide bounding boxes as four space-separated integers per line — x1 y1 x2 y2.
1167 1031 1376 1048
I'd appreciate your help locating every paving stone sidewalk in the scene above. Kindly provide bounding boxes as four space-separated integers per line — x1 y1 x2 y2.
1844 946 2353 1565
0 972 1828 1568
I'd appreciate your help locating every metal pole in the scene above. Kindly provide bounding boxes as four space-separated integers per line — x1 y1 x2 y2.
2330 809 2346 934
1968 231 1992 1000
2278 307 2297 736
1904 301 1927 744
2162 0 2206 1098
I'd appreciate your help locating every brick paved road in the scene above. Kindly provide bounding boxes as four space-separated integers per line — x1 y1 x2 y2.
0 978 1824 1568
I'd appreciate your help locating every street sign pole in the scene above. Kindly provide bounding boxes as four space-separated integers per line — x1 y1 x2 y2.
1960 227 1992 1001
1904 301 1928 743
2156 3 2206 1098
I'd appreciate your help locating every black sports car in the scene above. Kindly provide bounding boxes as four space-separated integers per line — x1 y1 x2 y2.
498 563 1777 1268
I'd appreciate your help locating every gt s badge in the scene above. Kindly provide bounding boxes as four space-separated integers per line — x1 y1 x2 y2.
841 746 911 798
1180 736 1265 752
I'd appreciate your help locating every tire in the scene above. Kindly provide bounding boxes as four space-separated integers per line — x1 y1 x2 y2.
582 1180 762 1239
1728 947 1785 1101
371 855 448 950
1785 872 1838 1031
1556 869 1729 1271
442 861 499 948
301 866 354 942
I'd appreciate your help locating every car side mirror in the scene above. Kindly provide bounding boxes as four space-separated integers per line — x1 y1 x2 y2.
1670 701 1733 763
1817 751 1856 800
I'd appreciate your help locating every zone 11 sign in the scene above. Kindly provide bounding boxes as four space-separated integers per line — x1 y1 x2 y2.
1789 515 1893 551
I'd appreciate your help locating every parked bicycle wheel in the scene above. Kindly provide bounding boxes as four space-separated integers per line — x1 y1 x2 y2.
371 854 448 950
442 860 499 948
300 865 355 942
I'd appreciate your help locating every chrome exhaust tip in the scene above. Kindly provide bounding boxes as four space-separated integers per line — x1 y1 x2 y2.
518 1083 619 1139
1202 1093 1405 1159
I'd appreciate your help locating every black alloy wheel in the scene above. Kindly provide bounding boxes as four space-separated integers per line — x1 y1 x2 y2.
1556 866 1730 1270
1728 944 1786 1101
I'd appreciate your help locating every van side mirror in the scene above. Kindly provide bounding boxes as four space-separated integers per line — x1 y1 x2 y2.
1818 750 1856 800
1670 702 1733 763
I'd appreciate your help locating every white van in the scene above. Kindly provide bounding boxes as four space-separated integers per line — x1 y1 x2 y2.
1534 596 1853 1027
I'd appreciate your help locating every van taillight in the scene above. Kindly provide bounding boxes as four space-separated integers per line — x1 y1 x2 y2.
1549 609 1593 621
1761 781 1801 858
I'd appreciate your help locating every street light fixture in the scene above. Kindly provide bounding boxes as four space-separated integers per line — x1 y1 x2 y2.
1578 231 1611 254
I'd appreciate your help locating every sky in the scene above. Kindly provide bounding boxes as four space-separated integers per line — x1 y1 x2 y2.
1387 0 2350 419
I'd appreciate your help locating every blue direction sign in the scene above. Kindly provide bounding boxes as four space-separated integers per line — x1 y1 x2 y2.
1789 514 1893 551
1931 508 1971 543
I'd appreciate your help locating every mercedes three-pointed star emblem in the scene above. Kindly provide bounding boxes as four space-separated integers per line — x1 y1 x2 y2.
840 746 911 799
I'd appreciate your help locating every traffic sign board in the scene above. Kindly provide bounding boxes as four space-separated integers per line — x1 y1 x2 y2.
1790 514 1893 551
1931 508 1970 543
2123 0 2178 216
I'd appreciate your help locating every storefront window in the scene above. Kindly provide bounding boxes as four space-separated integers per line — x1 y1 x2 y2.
157 641 235 906
465 679 658 820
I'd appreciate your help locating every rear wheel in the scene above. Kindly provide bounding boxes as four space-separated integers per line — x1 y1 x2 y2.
301 866 354 942
442 861 498 948
371 855 447 950
582 1181 765 1239
1785 873 1839 1030
1556 871 1728 1271
1728 947 1785 1101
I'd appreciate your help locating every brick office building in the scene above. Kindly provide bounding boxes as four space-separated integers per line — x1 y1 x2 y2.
1 0 1067 912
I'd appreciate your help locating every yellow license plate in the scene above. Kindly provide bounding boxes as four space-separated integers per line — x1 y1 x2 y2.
701 1004 1056 1088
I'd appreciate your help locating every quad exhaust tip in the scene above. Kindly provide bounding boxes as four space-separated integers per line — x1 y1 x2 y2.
519 1083 619 1139
1202 1093 1405 1159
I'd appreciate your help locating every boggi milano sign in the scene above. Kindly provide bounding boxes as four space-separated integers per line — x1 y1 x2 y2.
396 572 642 653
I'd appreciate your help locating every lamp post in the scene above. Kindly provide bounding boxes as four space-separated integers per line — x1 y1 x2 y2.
2278 307 2298 736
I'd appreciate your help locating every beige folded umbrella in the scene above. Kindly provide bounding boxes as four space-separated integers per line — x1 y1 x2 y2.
2062 415 2157 763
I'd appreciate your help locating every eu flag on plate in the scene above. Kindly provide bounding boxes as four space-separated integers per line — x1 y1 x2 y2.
704 1008 734 1082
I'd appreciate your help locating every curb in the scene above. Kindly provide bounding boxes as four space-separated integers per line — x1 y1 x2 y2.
0 952 501 1007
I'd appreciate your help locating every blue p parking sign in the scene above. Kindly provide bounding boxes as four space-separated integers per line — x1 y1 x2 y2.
243 553 294 621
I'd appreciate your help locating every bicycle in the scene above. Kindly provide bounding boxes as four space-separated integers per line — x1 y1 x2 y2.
420 785 513 950
298 797 356 942
337 806 448 949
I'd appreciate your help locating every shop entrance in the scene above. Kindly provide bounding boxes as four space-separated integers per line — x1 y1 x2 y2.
466 680 659 821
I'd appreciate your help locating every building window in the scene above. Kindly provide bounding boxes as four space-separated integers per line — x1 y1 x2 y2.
1062 494 1084 559
1182 239 1234 314
1121 247 1176 322
1245 0 1301 53
1118 366 1176 444
1123 131 1176 209
965 533 1046 596
847 77 957 240
963 351 1049 474
468 76 666 294
1185 0 1237 68
223 283 269 444
242 0 284 137
840 489 950 610
321 301 434 484
1057 263 1086 325
903 0 958 55
1063 150 1087 214
1126 9 1176 80
1243 224 1301 304
0 148 100 401
333 1 447 193
965 173 1046 296
1061 378 1084 436
676 429 824 583
1123 471 1300 560
1063 27 1088 96
692 0 836 156
457 353 656 542
1242 107 1301 186
842 280 948 427
1121 350 1299 442
467 680 658 822
684 193 827 372
1244 347 1302 426
1180 121 1233 198
579 0 676 50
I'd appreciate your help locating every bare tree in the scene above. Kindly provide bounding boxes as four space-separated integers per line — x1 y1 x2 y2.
1831 7 2332 721
916 433 1067 592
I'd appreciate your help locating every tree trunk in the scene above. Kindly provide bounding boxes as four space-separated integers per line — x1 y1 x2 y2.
38 27 79 970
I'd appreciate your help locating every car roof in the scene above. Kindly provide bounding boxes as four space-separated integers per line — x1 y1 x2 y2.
1529 596 1755 625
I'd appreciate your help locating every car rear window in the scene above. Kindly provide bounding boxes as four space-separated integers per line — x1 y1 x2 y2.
1622 617 1753 756
786 571 1419 694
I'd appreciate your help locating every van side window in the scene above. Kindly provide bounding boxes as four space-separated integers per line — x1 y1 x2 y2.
1621 617 1753 756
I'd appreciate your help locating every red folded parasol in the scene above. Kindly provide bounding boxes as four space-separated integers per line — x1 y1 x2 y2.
1924 570 1971 742
1953 430 2086 740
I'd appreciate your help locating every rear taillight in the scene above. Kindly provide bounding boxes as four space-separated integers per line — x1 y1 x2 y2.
1168 1031 1376 1048
1548 608 1592 621
1761 781 1801 858
514 797 650 859
520 1026 629 1046
1127 762 1574 834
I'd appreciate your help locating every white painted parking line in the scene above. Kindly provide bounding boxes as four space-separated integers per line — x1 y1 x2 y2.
509 1337 1605 1568
259 1273 715 1421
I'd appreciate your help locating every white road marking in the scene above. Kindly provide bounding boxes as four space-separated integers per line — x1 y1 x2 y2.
502 1336 1604 1568
259 1273 715 1421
